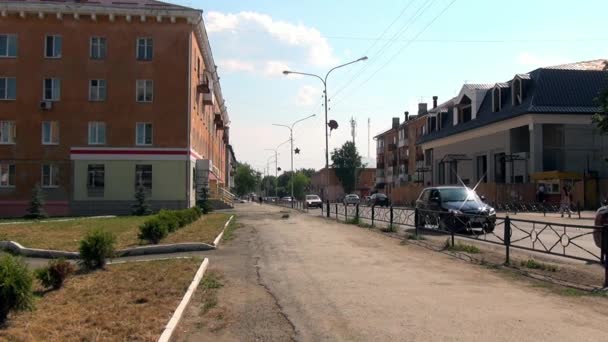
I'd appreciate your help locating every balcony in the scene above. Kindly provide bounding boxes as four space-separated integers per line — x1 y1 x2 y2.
375 170 385 184
196 74 211 94
398 138 409 148
214 113 224 129
376 145 385 154
387 143 397 151
376 162 385 169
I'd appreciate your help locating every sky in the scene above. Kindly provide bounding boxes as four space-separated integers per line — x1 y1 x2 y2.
171 0 608 175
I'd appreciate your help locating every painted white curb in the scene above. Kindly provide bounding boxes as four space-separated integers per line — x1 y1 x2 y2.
158 257 210 342
212 215 235 247
0 215 116 226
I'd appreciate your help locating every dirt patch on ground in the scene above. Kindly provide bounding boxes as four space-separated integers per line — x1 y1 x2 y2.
0 258 201 341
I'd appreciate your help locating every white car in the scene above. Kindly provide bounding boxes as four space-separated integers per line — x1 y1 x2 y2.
306 195 323 208
343 194 360 206
281 196 293 202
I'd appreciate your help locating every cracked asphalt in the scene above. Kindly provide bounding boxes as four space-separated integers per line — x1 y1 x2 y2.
178 203 608 341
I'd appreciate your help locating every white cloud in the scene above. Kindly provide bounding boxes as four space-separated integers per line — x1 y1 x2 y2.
263 60 292 77
205 11 338 67
296 85 320 106
517 52 568 68
219 59 255 73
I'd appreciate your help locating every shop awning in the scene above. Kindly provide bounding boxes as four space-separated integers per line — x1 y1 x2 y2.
530 171 583 181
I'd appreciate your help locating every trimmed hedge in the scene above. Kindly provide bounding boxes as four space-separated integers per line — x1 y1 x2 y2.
79 229 116 270
138 207 202 244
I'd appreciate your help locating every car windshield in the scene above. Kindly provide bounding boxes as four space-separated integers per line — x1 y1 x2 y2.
440 188 480 203
306 195 320 200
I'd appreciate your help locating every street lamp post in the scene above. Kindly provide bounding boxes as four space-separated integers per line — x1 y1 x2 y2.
283 56 368 201
273 114 316 204
265 138 290 198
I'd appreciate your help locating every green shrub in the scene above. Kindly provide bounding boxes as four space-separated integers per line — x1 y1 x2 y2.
157 210 179 232
79 229 116 270
520 259 558 272
35 259 75 290
138 218 169 244
0 255 34 323
132 186 152 216
25 185 48 219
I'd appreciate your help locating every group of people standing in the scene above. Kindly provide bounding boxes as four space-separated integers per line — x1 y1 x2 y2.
537 183 573 217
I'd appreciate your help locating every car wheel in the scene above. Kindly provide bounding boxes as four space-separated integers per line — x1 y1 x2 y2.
483 223 495 234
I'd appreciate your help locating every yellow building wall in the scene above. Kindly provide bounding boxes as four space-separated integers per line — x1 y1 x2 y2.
73 160 187 201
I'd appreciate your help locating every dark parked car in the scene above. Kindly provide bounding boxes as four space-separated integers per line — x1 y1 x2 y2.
415 186 496 233
368 193 390 207
594 199 608 248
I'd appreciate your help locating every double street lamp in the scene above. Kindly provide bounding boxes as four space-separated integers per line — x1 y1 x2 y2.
273 114 316 203
282 57 368 200
264 138 290 198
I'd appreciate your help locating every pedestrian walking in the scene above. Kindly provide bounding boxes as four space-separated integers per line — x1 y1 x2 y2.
537 183 545 203
259 196 263 205
560 186 572 218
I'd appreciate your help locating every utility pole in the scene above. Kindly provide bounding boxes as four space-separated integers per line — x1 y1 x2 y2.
367 117 370 159
350 116 356 144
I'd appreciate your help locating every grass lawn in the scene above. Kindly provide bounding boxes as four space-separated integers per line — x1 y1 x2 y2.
0 213 232 252
0 258 201 341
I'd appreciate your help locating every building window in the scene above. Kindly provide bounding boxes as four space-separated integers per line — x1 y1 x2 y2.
437 162 445 185
136 37 153 61
135 165 152 191
136 122 152 145
136 80 153 102
0 163 15 187
41 164 59 188
88 122 106 145
90 37 106 59
0 77 16 100
89 79 107 101
494 153 506 183
0 34 17 57
44 35 62 58
476 155 487 183
448 161 458 184
0 121 16 144
43 78 61 101
492 88 501 112
87 164 105 195
513 79 522 105
42 121 59 145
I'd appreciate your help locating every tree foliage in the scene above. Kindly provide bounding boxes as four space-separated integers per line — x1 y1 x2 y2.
234 163 260 196
261 175 278 197
132 186 152 216
331 141 363 194
26 185 48 219
287 172 311 200
593 61 608 133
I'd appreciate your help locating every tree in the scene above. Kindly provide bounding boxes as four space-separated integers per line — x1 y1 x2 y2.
331 141 363 194
287 172 311 200
25 185 48 219
234 163 260 196
593 61 608 133
132 186 152 216
261 175 278 197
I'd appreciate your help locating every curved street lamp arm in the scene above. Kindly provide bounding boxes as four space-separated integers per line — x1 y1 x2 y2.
324 57 368 83
291 114 317 129
272 123 292 132
283 71 325 85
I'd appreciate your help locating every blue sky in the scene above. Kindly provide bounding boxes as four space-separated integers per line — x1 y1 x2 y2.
172 0 608 174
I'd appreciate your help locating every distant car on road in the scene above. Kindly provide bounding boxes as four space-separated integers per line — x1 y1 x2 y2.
343 194 360 206
305 194 323 208
594 199 608 248
368 193 390 207
281 196 294 202
415 186 496 233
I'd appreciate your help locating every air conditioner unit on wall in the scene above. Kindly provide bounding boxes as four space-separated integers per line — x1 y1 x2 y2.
40 101 53 110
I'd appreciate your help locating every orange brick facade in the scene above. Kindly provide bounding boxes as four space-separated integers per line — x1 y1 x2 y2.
0 2 231 216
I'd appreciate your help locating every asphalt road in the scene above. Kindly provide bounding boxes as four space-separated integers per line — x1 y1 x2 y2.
191 203 608 342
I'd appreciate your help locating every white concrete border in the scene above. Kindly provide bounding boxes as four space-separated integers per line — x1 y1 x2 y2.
0 215 116 226
158 258 210 342
212 215 234 247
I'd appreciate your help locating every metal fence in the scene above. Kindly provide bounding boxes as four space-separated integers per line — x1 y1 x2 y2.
319 202 608 287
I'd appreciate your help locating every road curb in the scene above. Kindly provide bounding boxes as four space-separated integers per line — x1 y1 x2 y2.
0 241 80 259
158 257 210 342
212 215 235 248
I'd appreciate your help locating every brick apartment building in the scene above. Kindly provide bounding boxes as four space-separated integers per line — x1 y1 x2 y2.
374 102 429 200
0 0 234 216
310 168 375 202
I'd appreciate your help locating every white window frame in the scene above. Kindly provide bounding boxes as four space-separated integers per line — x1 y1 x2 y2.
0 163 15 188
88 121 106 145
136 80 153 103
135 164 153 191
41 164 59 188
135 122 153 146
87 164 105 190
0 34 17 58
43 78 61 101
0 121 16 144
42 121 59 145
90 36 106 60
0 77 16 100
512 78 523 106
44 34 62 58
136 37 153 61
89 79 106 101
